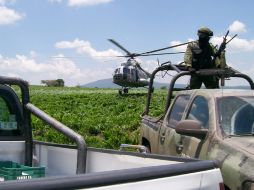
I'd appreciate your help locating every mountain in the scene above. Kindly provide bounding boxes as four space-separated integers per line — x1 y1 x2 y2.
82 79 118 88
81 78 251 89
81 78 183 89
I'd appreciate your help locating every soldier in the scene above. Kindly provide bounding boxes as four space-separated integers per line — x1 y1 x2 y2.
184 27 226 89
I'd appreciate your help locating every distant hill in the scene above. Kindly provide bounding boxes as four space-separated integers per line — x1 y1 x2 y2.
82 79 117 88
81 78 251 89
81 78 185 89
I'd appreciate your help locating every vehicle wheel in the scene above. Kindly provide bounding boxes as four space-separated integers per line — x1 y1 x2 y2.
144 144 151 153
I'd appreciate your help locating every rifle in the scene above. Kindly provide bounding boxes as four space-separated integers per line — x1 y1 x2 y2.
213 30 237 86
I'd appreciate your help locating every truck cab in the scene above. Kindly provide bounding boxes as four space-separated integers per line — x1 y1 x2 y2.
140 65 254 190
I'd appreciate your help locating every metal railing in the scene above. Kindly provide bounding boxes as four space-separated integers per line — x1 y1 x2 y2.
0 76 87 174
143 65 254 117
26 103 87 174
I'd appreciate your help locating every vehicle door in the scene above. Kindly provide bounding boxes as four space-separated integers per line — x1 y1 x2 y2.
180 96 210 158
158 94 190 155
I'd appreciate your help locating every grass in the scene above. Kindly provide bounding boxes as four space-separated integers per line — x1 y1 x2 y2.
27 86 168 149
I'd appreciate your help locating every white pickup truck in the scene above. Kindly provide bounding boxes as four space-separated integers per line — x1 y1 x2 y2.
0 76 223 190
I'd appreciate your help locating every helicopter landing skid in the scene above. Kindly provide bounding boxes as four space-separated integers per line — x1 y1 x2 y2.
119 88 129 95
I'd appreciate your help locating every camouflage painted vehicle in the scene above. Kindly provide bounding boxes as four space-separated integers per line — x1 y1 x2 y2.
140 64 254 190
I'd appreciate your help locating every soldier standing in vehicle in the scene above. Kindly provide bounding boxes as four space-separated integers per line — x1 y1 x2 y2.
184 27 226 89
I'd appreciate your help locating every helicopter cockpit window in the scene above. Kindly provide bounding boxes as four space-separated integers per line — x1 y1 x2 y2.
131 69 135 76
0 97 18 131
123 68 130 74
115 68 120 74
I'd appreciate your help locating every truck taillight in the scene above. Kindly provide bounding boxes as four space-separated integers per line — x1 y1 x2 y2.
219 183 225 190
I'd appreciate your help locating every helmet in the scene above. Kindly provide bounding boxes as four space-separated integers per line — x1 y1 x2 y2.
197 27 213 37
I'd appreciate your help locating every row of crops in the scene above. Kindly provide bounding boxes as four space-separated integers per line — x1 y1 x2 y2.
28 86 168 149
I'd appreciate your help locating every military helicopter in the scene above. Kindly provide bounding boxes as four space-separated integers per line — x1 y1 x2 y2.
108 39 186 94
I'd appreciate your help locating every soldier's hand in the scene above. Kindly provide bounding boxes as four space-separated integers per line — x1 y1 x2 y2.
221 43 226 50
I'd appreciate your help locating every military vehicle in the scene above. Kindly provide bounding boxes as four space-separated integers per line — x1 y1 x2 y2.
0 76 224 189
140 64 254 190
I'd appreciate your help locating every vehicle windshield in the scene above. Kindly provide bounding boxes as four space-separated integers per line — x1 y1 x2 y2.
217 96 254 136
123 67 130 74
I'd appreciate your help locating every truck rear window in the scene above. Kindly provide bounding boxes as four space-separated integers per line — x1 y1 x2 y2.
0 97 18 131
0 95 23 137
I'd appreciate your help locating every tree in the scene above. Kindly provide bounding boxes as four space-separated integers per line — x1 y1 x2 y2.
41 79 65 87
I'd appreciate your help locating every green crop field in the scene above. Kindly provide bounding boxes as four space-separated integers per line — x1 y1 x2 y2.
26 86 168 149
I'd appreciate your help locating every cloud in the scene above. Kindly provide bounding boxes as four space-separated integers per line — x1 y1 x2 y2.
49 0 113 7
211 36 254 52
48 0 63 3
172 33 254 53
171 21 254 53
68 0 113 7
55 39 123 62
228 20 247 33
0 6 24 25
170 35 254 54
168 39 195 53
0 53 113 86
170 41 186 52
0 54 80 74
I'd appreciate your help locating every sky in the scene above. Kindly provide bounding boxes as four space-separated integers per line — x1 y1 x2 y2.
0 0 254 86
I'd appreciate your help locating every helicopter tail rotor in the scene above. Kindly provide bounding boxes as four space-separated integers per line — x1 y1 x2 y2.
158 60 175 78
157 58 164 78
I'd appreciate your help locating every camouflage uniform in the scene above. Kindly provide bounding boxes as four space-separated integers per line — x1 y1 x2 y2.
184 27 225 89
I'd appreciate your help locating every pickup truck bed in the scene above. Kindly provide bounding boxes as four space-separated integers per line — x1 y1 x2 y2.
0 141 222 190
0 76 223 190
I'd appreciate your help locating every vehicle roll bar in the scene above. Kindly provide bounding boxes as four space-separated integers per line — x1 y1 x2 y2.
0 76 32 166
26 103 87 174
0 76 87 174
143 65 254 117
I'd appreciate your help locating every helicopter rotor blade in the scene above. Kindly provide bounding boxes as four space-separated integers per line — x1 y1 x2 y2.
114 55 131 58
138 52 185 56
115 51 184 57
108 39 134 57
138 41 194 55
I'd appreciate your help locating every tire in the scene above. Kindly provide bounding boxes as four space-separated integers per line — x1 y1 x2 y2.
145 144 151 153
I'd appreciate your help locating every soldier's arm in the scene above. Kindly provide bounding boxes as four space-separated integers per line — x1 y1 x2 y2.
184 44 193 67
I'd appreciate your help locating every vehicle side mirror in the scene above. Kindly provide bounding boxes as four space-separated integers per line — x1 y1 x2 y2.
175 120 208 140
